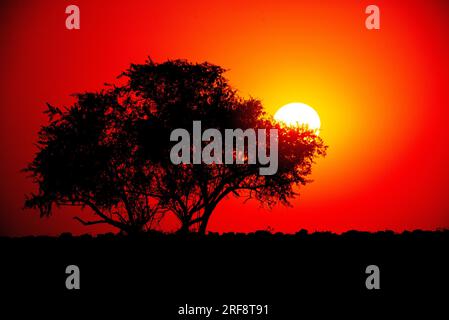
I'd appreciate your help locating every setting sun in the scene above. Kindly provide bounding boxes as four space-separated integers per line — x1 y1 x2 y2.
274 102 321 133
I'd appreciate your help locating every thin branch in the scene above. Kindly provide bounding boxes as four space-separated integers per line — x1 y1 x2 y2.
73 216 108 226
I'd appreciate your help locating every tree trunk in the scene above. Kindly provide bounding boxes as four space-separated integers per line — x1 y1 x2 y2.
178 221 191 235
198 206 214 235
125 223 145 237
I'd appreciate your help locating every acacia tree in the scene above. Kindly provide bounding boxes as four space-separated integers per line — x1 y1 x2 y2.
26 58 327 235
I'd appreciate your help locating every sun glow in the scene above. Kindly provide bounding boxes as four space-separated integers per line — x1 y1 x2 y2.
274 102 321 134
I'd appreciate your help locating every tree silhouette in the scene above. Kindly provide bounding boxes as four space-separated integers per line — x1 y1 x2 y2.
25 59 327 234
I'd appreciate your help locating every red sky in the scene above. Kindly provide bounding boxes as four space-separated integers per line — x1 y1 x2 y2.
1 0 449 236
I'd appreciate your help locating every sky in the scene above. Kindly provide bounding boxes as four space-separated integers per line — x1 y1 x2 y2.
1 0 449 236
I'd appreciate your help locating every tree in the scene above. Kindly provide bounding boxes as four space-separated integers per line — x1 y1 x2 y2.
25 58 327 235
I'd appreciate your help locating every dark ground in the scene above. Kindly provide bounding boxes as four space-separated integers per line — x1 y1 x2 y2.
1 230 448 318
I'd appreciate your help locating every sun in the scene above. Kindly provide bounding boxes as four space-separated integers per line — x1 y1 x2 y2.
274 102 321 134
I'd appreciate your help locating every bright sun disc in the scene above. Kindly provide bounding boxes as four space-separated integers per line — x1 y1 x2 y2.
274 102 321 134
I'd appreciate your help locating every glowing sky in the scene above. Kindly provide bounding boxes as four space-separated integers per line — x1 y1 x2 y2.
1 0 449 235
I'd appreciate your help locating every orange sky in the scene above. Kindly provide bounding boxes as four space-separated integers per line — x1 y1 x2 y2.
1 0 449 235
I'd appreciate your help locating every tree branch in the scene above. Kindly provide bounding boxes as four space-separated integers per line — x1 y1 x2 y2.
73 216 108 226
81 198 126 230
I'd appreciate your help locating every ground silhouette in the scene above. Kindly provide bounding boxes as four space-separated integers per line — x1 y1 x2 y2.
1 229 447 317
